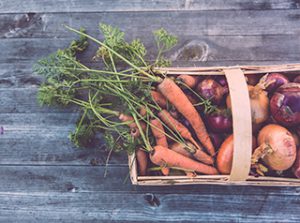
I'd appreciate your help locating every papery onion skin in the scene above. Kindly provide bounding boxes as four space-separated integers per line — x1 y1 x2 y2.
258 124 296 171
270 83 300 127
196 78 225 105
294 75 300 83
292 150 300 178
259 73 289 93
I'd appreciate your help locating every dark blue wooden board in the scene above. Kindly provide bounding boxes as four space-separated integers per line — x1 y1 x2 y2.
1 1 300 222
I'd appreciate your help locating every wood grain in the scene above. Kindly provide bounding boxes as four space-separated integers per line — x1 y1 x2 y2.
1 0 300 13
1 35 300 65
1 10 300 39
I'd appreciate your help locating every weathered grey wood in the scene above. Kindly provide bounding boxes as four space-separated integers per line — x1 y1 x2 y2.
0 88 77 113
0 190 299 222
1 0 300 13
0 166 300 222
1 35 300 65
1 10 300 39
1 165 300 194
0 113 127 165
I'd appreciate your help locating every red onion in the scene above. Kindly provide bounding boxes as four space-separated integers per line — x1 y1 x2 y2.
214 76 229 95
209 133 224 149
258 73 289 93
270 83 300 127
294 75 300 83
196 78 226 105
206 110 232 133
293 150 300 178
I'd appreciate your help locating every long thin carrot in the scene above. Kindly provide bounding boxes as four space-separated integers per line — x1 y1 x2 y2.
158 110 200 150
150 146 219 175
177 75 198 88
119 113 146 137
158 78 215 156
150 119 168 148
136 148 148 176
151 90 167 108
170 142 194 159
150 118 170 175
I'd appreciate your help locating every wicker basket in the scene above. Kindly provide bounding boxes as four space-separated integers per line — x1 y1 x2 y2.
129 64 300 186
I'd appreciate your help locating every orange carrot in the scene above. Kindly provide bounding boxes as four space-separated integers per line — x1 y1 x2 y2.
158 110 202 151
158 78 215 156
136 148 148 176
151 90 167 108
150 146 219 175
161 167 170 176
150 118 170 175
139 106 147 117
193 149 214 165
150 119 168 148
177 75 198 88
170 142 194 159
119 113 146 137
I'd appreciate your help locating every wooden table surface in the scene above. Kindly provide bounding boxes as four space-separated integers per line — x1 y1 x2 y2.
1 1 300 222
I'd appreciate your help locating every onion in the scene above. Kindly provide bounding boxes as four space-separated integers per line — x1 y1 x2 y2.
196 78 226 105
292 149 300 178
214 76 229 95
209 133 224 149
257 73 289 93
246 74 261 86
217 135 257 174
270 83 300 127
294 75 300 83
206 109 232 133
226 85 269 125
252 124 296 171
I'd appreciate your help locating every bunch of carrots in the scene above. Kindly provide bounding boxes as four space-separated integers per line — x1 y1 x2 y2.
35 23 300 179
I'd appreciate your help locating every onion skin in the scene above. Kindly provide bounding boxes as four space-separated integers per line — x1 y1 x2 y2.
246 75 261 86
214 76 229 95
259 73 289 93
206 112 232 133
258 124 296 171
217 135 257 174
210 133 224 149
294 75 300 83
270 83 300 127
226 85 269 125
292 150 300 178
197 78 225 105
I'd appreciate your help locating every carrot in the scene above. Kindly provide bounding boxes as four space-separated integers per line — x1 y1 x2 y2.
161 167 170 176
136 148 148 176
150 118 170 175
177 74 198 88
170 141 214 165
170 142 194 158
158 110 203 151
150 146 219 175
150 118 168 148
151 90 167 108
139 106 147 117
119 113 146 137
158 78 215 156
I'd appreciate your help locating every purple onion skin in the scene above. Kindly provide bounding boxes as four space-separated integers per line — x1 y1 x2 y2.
214 76 229 94
209 133 224 149
261 73 289 93
206 113 233 133
270 83 300 127
294 75 300 83
293 150 300 178
197 78 225 105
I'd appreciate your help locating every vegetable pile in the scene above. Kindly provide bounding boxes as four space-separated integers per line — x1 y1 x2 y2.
35 24 300 179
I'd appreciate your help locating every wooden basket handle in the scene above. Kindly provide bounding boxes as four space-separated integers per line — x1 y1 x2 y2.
223 68 252 181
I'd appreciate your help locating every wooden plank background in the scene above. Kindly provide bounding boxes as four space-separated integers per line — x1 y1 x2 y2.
1 0 300 222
